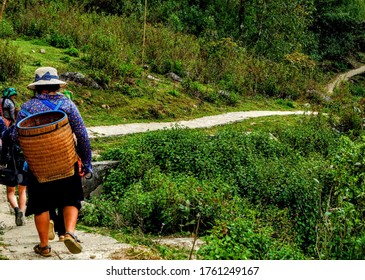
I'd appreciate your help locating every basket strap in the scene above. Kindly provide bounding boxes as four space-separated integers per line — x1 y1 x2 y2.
20 100 64 117
20 108 32 117
55 101 63 110
40 99 64 111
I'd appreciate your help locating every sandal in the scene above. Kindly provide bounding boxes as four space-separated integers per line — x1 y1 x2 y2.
34 244 52 257
48 220 55 240
64 232 82 254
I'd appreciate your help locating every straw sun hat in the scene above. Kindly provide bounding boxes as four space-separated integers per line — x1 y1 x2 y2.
27 67 67 90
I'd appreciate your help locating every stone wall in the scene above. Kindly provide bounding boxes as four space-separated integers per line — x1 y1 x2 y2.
82 160 119 199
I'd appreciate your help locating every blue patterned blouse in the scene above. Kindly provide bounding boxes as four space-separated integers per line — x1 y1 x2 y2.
12 93 92 173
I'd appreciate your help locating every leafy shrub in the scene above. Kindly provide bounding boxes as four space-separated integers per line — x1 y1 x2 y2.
101 147 155 196
223 91 239 106
144 24 200 77
94 115 365 259
350 83 365 97
327 99 365 136
0 19 15 38
81 198 120 228
198 216 306 260
275 98 295 108
47 32 74 48
83 31 124 80
181 78 207 100
276 114 339 157
167 89 179 97
60 56 71 63
315 136 365 259
83 169 238 234
89 70 112 88
119 63 143 79
0 40 23 82
150 58 185 77
116 83 142 97
197 199 306 260
64 47 80 57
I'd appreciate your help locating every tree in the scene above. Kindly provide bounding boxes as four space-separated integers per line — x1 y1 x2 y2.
311 0 365 60
0 0 7 20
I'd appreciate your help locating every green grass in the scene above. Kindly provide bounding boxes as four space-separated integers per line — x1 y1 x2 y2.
90 114 306 156
8 39 305 127
10 39 78 93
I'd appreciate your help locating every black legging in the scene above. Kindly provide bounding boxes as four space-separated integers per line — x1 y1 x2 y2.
49 207 66 236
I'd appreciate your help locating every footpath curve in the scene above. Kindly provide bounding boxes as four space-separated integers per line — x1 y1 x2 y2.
327 64 365 94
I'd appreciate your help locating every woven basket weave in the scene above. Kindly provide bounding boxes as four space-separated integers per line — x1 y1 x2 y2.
16 111 78 183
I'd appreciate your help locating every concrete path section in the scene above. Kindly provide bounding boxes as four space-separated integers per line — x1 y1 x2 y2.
87 110 310 138
0 186 131 260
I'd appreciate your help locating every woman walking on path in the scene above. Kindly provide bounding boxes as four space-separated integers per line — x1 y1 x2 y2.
12 67 92 257
0 87 18 127
1 124 27 226
0 88 27 226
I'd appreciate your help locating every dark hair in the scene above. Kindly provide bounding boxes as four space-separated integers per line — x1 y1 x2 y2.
34 84 61 94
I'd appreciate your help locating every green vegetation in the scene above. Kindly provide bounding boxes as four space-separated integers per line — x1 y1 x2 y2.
82 114 365 259
1 1 364 126
0 1 364 260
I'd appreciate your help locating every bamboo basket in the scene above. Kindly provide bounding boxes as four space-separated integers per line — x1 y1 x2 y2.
16 110 78 183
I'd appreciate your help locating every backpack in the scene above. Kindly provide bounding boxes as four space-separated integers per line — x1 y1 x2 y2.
0 156 23 186
0 126 23 186
1 97 16 122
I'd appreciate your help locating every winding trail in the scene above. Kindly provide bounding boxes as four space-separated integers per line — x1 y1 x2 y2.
327 64 365 93
87 64 365 138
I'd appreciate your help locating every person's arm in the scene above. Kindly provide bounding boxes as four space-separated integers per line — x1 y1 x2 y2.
0 118 6 136
11 103 29 143
10 104 16 123
1 126 12 165
66 102 92 175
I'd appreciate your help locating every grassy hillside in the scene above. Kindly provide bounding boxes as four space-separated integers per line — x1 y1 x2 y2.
5 38 306 127
1 1 346 129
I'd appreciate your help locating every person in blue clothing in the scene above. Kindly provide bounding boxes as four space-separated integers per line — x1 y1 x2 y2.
0 117 6 135
1 124 28 226
0 89 27 227
0 87 18 128
13 67 92 257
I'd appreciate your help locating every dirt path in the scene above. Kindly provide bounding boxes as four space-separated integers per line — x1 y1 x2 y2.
87 110 310 138
327 64 365 93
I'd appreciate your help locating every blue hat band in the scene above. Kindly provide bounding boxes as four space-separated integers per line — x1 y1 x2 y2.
34 72 59 82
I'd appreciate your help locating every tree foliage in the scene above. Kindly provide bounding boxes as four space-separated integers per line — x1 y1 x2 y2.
311 0 365 60
59 0 364 61
3 0 364 63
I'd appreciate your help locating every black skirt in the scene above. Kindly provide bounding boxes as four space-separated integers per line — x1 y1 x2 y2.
25 162 84 216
